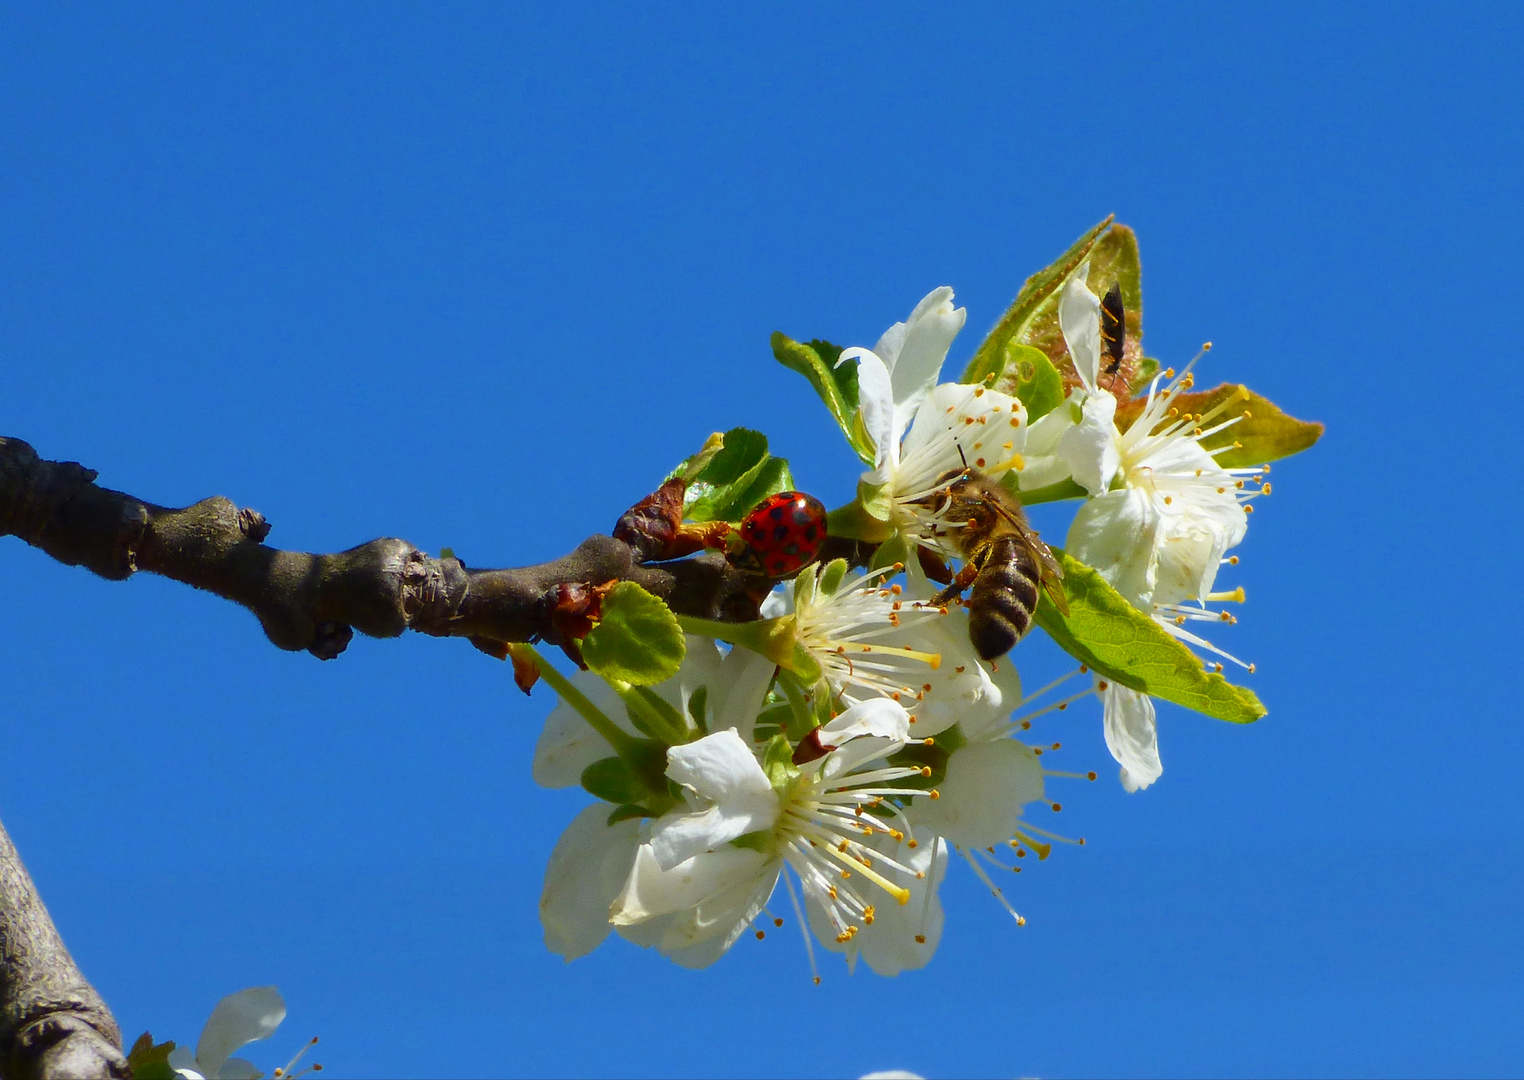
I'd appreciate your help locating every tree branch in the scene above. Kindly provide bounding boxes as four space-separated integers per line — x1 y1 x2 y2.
0 821 127 1080
0 436 770 661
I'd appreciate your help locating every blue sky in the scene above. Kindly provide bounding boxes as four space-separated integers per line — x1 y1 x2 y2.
2 4 1520 1077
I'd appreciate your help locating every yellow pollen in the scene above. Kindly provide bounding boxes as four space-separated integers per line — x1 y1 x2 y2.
813 976 821 985
1245 505 1254 513
924 734 935 743
1165 367 1175 377
955 665 965 673
1249 663 1258 673
920 766 932 777
1242 410 1253 419
915 934 926 944
775 917 784 927
1214 663 1224 672
1217 487 1226 494
964 417 975 425
1163 495 1173 505
1051 803 1062 812
1263 482 1273 494
977 416 988 425
1229 555 1239 564
976 457 986 467
1235 480 1245 489
1017 916 1026 926
890 584 902 595
946 405 956 413
1087 771 1097 780
929 789 940 800
755 929 765 940
974 387 985 397
893 562 904 571
1009 416 1020 427
907 838 919 849
1097 679 1109 690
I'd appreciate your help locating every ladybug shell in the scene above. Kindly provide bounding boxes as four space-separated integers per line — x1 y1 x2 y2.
740 491 828 578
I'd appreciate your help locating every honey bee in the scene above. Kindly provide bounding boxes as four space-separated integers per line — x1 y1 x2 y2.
914 468 1068 660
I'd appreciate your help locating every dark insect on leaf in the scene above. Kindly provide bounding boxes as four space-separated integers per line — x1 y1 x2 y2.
1100 283 1125 389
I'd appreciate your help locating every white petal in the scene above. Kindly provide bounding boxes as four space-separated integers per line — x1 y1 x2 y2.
651 731 778 868
820 697 912 745
531 670 636 789
1066 487 1162 608
910 739 1044 849
893 382 1026 496
611 841 773 927
709 645 776 744
880 288 967 439
1100 679 1162 791
841 348 899 478
1014 398 1079 491
540 805 642 961
168 1046 205 1080
1058 270 1102 391
194 987 285 1080
1058 390 1120 496
216 1060 263 1080
902 621 1007 738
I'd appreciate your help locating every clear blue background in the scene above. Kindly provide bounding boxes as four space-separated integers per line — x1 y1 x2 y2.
2 4 1519 1077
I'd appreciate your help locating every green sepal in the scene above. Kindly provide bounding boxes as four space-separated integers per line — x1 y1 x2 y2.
730 829 775 854
818 557 849 596
687 684 710 733
1008 472 1089 504
887 741 946 791
1130 356 1160 394
771 333 874 464
581 737 672 805
857 476 894 523
827 495 894 543
1034 549 1266 724
581 582 685 686
761 733 800 791
1120 383 1323 468
775 670 821 741
618 684 693 745
683 427 796 524
607 803 652 826
869 533 910 572
1004 342 1066 421
581 754 656 805
127 1034 178 1080
961 215 1114 386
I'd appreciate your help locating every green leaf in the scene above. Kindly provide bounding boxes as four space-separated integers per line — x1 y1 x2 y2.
1034 549 1267 724
961 215 1114 387
127 1034 178 1080
581 582 686 686
607 803 652 825
1118 382 1323 468
1003 342 1066 421
684 427 795 524
772 332 875 464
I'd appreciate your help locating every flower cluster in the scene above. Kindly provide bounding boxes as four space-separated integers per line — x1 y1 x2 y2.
521 220 1318 977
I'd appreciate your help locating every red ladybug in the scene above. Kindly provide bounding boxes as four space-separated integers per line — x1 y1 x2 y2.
740 491 828 577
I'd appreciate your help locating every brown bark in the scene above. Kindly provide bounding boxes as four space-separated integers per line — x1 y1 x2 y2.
0 823 127 1080
0 435 770 660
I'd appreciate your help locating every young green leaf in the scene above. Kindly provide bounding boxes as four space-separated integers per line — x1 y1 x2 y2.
771 332 875 464
126 1034 178 1080
1003 342 1066 421
684 427 796 523
580 582 686 686
1122 382 1323 469
1034 549 1267 724
961 215 1114 387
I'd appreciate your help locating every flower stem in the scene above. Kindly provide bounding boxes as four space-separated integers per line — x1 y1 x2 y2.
520 644 640 757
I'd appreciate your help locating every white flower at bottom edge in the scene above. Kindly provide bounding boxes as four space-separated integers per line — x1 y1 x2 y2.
168 987 285 1080
609 701 938 973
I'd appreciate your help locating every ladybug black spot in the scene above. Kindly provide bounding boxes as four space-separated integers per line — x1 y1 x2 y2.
773 525 789 541
792 507 813 525
785 543 800 555
769 558 788 574
803 526 817 542
769 506 786 521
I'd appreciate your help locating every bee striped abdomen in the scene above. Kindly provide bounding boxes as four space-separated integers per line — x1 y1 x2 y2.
967 536 1042 660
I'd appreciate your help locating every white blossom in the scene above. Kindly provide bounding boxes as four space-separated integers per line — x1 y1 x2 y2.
168 988 316 1080
609 702 940 974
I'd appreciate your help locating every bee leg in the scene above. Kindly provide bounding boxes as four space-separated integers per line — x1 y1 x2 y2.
929 561 979 607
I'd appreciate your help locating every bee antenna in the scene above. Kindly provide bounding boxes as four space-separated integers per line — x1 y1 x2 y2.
956 441 969 471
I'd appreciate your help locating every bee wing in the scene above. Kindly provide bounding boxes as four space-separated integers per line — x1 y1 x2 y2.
1042 575 1070 617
